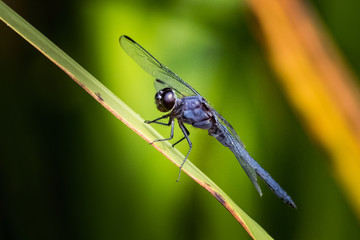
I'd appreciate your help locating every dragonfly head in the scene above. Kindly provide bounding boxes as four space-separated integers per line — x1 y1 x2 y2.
155 88 176 112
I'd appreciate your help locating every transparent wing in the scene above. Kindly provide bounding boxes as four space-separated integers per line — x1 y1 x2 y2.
206 102 246 148
205 103 251 187
210 120 260 194
210 113 296 207
154 79 186 98
120 35 199 97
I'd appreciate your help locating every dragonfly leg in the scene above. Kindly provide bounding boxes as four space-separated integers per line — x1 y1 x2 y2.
171 126 190 148
145 114 171 126
176 122 192 182
150 119 175 144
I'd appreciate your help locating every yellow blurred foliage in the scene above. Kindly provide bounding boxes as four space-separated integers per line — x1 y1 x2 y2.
249 0 360 218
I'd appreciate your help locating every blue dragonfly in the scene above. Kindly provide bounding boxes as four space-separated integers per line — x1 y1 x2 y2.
120 35 296 208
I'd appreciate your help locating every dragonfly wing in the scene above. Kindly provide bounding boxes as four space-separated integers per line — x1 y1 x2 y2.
208 103 246 148
210 121 261 195
238 154 263 196
120 35 199 97
154 79 186 98
211 121 296 207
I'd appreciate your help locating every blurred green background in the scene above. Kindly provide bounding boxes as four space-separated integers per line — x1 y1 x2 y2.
1 0 360 239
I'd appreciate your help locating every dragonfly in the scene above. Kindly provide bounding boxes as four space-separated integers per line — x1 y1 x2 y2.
119 35 296 208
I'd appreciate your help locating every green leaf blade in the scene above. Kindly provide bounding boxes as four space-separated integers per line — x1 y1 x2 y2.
0 1 273 239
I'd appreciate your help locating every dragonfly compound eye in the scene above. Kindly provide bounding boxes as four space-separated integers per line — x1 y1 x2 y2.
155 88 176 112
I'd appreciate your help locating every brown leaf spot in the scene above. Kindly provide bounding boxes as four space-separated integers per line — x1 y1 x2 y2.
214 192 226 205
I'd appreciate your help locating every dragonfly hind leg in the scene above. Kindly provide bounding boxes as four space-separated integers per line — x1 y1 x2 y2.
176 122 192 182
171 125 190 148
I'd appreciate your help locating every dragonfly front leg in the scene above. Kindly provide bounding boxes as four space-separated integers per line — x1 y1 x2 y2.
177 122 192 182
144 114 171 126
145 115 175 144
